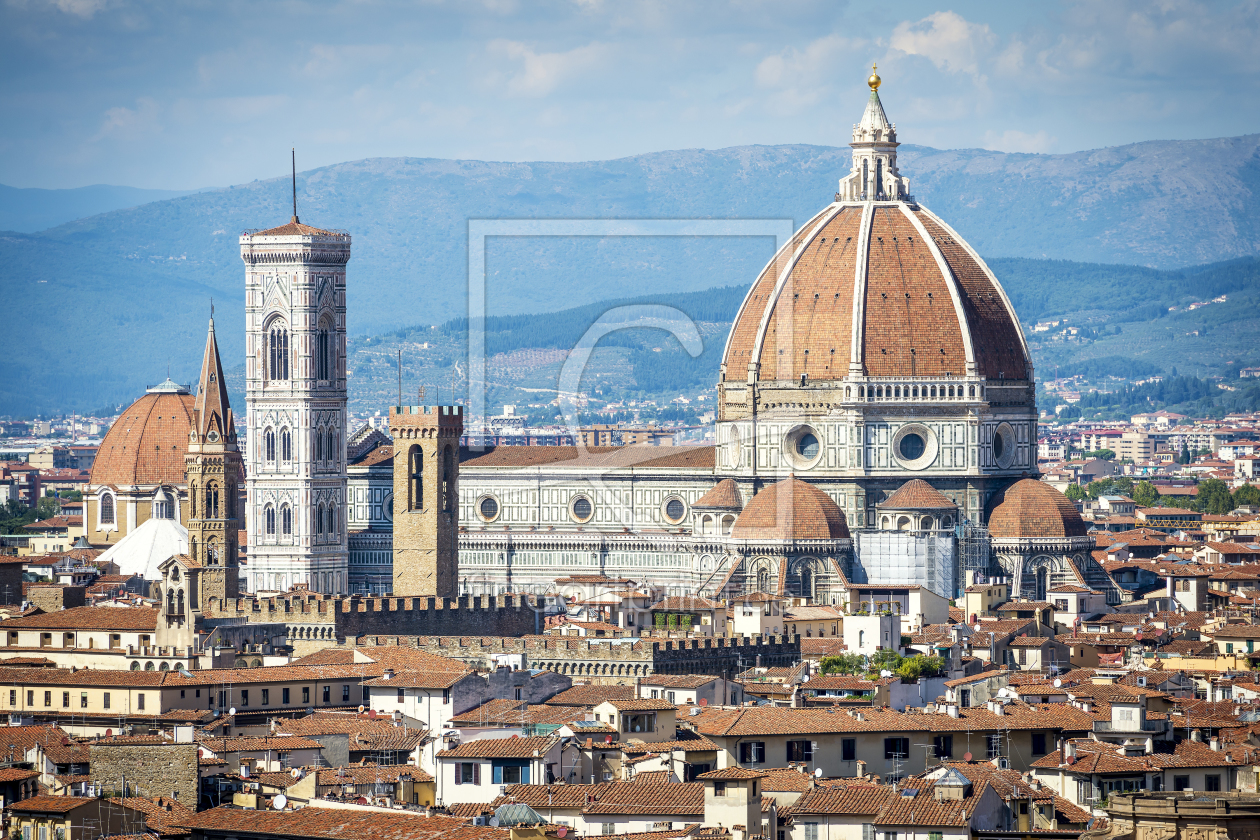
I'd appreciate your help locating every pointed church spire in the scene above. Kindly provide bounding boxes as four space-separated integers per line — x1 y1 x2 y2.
193 313 235 446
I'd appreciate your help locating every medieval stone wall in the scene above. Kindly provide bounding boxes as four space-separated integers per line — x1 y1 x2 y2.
90 742 199 803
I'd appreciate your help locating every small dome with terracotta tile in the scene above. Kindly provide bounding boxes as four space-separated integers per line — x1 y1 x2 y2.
90 380 195 487
693 479 744 510
731 476 849 540
877 479 957 510
986 479 1089 540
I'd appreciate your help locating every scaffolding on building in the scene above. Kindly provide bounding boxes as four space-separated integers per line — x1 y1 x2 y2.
955 518 991 596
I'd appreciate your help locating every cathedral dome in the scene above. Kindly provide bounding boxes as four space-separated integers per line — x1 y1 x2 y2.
986 479 1089 540
90 381 195 487
731 476 849 540
720 84 1031 389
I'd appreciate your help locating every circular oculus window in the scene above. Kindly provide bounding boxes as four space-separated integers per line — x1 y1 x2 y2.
662 496 687 524
570 495 594 523
478 495 500 522
783 425 824 470
992 422 1017 469
892 423 938 471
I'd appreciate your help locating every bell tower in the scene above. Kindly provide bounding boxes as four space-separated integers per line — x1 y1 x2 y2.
186 314 242 602
389 405 463 597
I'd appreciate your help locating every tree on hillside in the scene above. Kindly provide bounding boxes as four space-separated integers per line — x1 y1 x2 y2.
1198 479 1235 515
1133 481 1159 507
1235 485 1260 508
1065 484 1086 503
1085 449 1116 461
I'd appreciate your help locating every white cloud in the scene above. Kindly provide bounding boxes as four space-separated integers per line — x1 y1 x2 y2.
486 39 607 96
982 128 1057 154
47 0 106 18
890 11 996 77
92 97 160 141
753 34 866 114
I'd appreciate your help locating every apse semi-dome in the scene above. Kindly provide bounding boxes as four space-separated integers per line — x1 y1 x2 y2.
731 476 850 540
986 479 1089 540
90 379 196 487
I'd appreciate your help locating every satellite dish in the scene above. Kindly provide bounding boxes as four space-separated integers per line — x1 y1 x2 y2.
814 767 823 778
558 829 569 838
489 817 500 827
105 729 112 737
605 735 612 744
368 709 377 720
963 752 973 762
699 698 708 706
358 705 366 714
1053 678 1062 688
273 795 287 810
228 707 237 716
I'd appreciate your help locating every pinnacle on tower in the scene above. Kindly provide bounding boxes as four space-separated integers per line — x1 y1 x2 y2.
837 65 912 203
193 315 235 447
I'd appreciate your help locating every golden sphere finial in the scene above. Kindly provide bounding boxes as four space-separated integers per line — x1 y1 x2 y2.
868 62 881 91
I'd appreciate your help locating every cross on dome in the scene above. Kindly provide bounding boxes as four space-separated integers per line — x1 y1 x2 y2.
837 66 912 203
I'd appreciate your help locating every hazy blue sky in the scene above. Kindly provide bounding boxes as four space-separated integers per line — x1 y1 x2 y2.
2 0 1257 189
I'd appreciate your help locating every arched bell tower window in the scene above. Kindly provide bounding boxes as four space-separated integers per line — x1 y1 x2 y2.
264 428 276 463
281 504 292 536
316 318 332 381
407 446 422 511
205 483 219 519
206 536 219 566
264 504 276 536
100 492 115 525
280 428 291 462
441 446 454 513
268 322 290 381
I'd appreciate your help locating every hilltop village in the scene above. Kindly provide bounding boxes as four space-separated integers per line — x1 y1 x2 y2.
0 74 1258 840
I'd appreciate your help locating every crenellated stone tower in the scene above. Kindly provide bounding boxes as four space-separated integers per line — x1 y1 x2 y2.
389 405 463 597
241 216 351 594
185 315 242 602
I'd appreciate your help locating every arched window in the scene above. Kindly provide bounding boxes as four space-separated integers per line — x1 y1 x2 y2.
441 446 454 512
177 589 184 615
264 428 276 462
325 504 335 536
264 505 275 536
205 482 219 519
100 492 115 525
316 322 331 381
862 159 869 198
268 322 289 381
875 158 883 199
206 536 219 566
314 429 323 462
280 428 291 462
408 445 422 510
969 386 976 397
329 430 337 465
281 505 292 536
315 503 324 536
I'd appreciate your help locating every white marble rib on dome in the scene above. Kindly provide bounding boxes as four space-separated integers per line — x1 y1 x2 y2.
96 516 188 580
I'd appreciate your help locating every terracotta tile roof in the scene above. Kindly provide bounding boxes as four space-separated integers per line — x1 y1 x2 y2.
248 217 342 237
438 736 558 759
877 479 957 510
602 699 678 711
361 669 473 689
178 804 501 840
350 444 393 467
292 649 357 666
491 783 604 809
693 479 744 510
450 702 578 728
90 391 196 487
987 479 1088 539
640 675 721 689
0 767 38 783
580 781 704 816
9 795 98 814
800 638 847 657
691 702 1095 737
760 768 814 792
547 684 637 707
197 736 323 753
697 767 766 780
0 606 158 631
786 785 894 816
109 796 195 836
731 476 849 540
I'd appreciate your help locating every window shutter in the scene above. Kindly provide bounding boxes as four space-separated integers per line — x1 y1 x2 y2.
522 765 531 784
863 825 874 840
473 762 480 786
493 765 502 785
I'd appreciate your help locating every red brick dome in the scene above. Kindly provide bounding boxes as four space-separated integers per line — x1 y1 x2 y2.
986 479 1089 539
731 476 850 540
720 202 1031 386
90 382 194 487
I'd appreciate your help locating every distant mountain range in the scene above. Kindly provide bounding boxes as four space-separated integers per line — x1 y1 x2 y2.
4 132 1260 416
0 183 205 234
